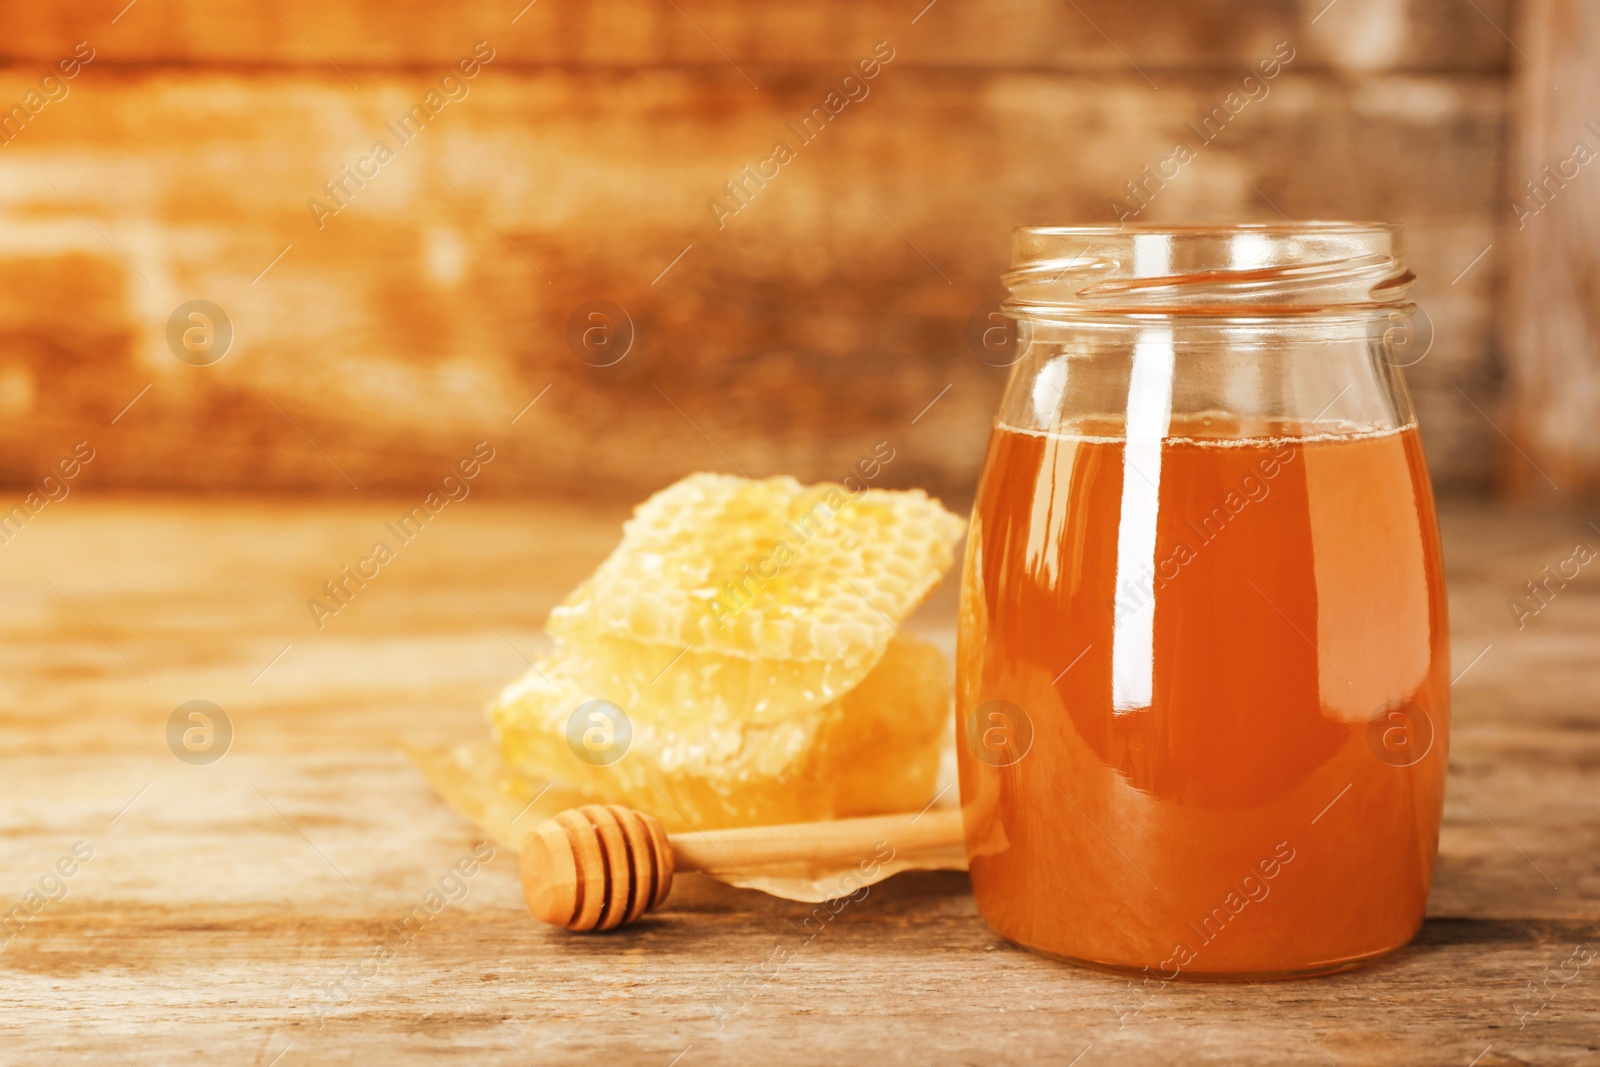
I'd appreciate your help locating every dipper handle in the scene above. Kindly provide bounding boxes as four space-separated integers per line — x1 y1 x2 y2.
520 804 966 932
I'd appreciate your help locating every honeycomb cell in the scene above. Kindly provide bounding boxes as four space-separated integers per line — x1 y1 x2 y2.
546 474 967 663
491 635 952 831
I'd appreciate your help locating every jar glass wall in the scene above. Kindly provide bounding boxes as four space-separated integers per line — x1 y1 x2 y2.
956 223 1450 978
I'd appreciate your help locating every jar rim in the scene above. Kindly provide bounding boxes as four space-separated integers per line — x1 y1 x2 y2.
1005 221 1414 319
1014 221 1401 238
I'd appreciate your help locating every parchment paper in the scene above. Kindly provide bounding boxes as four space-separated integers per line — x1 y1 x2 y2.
403 738 968 903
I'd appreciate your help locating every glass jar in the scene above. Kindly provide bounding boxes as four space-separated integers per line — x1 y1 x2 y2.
956 223 1449 979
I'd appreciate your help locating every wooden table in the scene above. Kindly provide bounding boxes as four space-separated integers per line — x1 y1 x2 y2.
2 498 1597 1065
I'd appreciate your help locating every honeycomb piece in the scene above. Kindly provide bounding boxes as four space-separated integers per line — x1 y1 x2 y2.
546 474 967 664
490 634 951 831
538 631 884 729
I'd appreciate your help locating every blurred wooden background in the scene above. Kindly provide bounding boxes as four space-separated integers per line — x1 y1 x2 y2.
0 0 1589 503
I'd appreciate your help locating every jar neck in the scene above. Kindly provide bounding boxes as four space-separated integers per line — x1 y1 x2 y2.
1003 224 1414 323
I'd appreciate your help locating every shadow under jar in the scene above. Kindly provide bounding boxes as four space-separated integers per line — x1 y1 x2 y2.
956 224 1449 980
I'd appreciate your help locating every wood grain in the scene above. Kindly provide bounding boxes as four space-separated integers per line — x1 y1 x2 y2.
1 497 1597 1064
0 0 1513 501
1503 0 1600 495
0 67 1505 500
0 0 1512 72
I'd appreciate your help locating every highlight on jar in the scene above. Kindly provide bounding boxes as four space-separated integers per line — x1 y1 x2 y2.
425 221 1451 981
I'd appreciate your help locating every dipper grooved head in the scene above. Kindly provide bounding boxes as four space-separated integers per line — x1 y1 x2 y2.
520 804 674 931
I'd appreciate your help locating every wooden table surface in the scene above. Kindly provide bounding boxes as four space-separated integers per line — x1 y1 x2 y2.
2 497 1597 1065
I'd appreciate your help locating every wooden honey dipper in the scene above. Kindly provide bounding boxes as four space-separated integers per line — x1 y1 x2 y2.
520 803 967 931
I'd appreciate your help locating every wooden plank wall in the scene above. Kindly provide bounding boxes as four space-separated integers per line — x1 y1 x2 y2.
0 0 1512 502
1505 0 1600 496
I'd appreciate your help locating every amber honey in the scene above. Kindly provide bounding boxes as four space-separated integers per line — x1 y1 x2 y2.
957 418 1449 977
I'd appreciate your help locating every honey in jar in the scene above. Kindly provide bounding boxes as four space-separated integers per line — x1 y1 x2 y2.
957 224 1449 978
